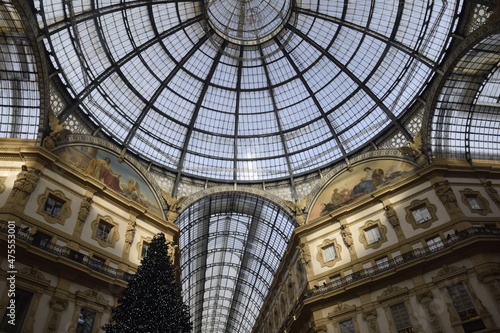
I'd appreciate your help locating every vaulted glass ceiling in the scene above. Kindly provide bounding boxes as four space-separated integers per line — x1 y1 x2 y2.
35 0 462 182
177 193 295 333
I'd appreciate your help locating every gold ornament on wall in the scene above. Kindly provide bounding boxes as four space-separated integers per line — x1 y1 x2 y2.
162 191 187 223
284 195 309 226
42 110 72 150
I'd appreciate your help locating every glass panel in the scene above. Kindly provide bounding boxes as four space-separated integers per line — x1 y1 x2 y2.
412 206 432 224
466 195 482 210
322 244 336 262
177 193 295 333
339 318 355 333
141 242 150 258
35 0 461 181
390 302 413 332
76 308 96 333
97 221 112 241
446 283 478 321
365 226 381 244
43 195 64 217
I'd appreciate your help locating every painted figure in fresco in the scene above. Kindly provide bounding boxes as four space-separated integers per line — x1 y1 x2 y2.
350 167 385 196
123 179 141 200
85 157 122 192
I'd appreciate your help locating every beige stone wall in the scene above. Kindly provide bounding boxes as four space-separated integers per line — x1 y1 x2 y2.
253 159 500 333
0 141 179 332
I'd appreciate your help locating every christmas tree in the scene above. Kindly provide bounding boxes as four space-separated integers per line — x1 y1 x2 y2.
103 233 192 333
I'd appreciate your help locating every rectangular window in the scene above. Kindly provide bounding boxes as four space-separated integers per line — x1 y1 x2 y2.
96 220 113 241
466 195 482 210
411 205 432 224
322 244 336 262
339 318 355 333
376 256 390 270
426 236 444 251
390 302 414 333
365 225 381 244
43 194 65 218
0 289 33 333
76 307 96 333
446 283 479 321
141 241 150 258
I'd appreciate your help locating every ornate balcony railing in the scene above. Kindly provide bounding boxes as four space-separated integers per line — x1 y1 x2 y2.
275 226 499 333
305 226 499 298
0 220 134 282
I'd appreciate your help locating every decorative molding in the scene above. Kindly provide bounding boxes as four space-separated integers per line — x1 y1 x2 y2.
404 198 438 230
460 188 491 216
328 302 356 318
17 266 51 286
90 214 120 248
358 219 387 250
137 236 153 260
377 285 409 303
316 238 342 268
36 188 72 225
179 185 292 216
432 264 467 285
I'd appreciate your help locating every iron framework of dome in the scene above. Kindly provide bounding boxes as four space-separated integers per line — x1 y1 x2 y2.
5 1 492 333
35 0 462 183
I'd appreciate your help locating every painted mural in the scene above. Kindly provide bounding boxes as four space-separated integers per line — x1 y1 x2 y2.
54 145 161 215
309 159 418 221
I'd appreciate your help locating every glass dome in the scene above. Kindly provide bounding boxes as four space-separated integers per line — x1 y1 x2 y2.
37 0 461 182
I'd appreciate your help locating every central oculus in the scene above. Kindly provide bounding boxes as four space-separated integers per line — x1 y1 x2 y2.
206 0 292 45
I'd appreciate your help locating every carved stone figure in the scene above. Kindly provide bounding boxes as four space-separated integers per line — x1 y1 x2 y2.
168 243 179 264
77 196 92 224
398 130 423 158
42 110 72 150
485 181 500 208
162 191 187 223
125 220 136 246
385 205 399 228
284 195 309 226
297 243 311 266
13 165 41 199
341 224 353 248
435 180 458 210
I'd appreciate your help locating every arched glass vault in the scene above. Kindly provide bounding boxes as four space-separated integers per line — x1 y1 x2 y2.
176 193 295 333
432 31 500 161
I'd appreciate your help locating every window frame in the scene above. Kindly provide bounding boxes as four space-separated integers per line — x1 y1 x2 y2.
389 302 415 333
36 189 72 225
316 239 342 267
460 189 491 216
76 307 97 333
359 220 387 250
405 199 438 230
91 215 119 248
